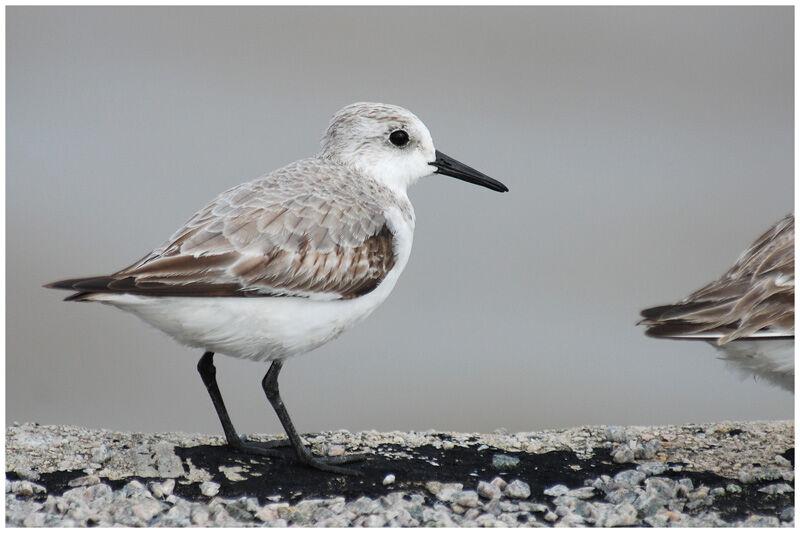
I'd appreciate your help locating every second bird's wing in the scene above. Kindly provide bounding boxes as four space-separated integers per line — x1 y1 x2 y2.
640 214 794 344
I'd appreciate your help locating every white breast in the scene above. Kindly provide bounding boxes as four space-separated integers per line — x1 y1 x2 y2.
90 206 415 362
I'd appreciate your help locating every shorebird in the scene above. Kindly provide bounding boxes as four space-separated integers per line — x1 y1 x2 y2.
639 214 794 392
46 102 508 474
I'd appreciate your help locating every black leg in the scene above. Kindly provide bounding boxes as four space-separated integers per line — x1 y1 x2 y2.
197 352 289 456
261 360 365 475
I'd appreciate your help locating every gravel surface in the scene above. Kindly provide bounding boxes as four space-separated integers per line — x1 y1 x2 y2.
6 420 794 527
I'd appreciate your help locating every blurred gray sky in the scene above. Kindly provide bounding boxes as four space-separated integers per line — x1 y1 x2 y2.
7 7 793 436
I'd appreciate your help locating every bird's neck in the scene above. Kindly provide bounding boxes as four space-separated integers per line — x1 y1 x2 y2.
320 152 421 198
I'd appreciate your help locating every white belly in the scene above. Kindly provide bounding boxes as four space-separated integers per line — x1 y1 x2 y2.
92 291 384 361
713 338 795 392
89 212 414 362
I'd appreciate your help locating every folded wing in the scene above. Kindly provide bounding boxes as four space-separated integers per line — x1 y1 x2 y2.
639 214 794 344
47 160 396 301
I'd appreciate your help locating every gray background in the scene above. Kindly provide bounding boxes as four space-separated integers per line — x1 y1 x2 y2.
8 7 793 436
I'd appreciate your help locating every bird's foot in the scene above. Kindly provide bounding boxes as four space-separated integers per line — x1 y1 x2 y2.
226 436 366 474
225 436 292 457
286 446 368 475
240 436 292 450
295 453 365 476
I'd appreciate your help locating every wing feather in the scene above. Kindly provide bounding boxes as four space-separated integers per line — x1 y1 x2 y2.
49 159 400 301
640 214 794 343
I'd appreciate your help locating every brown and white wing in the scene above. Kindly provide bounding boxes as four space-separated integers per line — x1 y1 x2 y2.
48 161 396 301
640 214 794 344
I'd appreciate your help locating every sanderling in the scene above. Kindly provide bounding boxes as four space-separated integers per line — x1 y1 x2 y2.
46 102 508 474
639 214 794 392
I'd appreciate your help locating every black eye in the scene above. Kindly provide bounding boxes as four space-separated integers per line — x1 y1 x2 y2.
389 130 410 147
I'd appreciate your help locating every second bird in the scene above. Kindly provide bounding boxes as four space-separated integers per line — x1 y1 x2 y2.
640 214 794 392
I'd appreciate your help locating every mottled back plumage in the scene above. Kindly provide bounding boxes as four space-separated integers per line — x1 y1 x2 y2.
640 214 794 343
49 158 411 301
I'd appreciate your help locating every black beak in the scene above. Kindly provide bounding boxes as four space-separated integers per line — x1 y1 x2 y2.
430 150 508 192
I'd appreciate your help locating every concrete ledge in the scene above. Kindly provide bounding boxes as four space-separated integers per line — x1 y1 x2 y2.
6 420 794 526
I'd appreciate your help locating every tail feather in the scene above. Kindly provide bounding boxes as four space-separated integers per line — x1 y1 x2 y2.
639 299 737 338
642 321 724 339
44 276 118 302
639 301 725 321
44 275 256 298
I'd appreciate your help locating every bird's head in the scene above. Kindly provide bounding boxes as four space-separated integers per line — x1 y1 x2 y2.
320 102 508 194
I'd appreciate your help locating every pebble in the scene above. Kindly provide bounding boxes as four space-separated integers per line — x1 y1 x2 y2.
606 488 637 505
382 474 395 486
23 513 46 527
614 469 646 487
226 499 256 521
327 445 345 457
149 479 175 499
491 454 520 469
602 502 637 527
569 486 596 500
612 444 635 463
490 476 507 490
12 466 40 481
348 496 381 515
543 484 569 497
590 474 613 494
254 506 277 522
687 486 709 500
758 483 794 495
453 490 479 508
131 500 164 523
572 499 594 518
556 514 585 526
742 515 780 527
425 481 463 503
634 494 664 517
774 454 792 467
437 484 463 502
477 481 501 500
463 508 480 520
643 509 671 527
604 426 628 443
637 439 662 459
504 480 531 499
91 444 112 464
520 501 547 513
8 480 46 496
739 467 782 484
362 514 386 527
424 481 441 495
199 481 220 497
725 483 741 493
637 461 668 475
645 477 677 499
121 479 151 499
